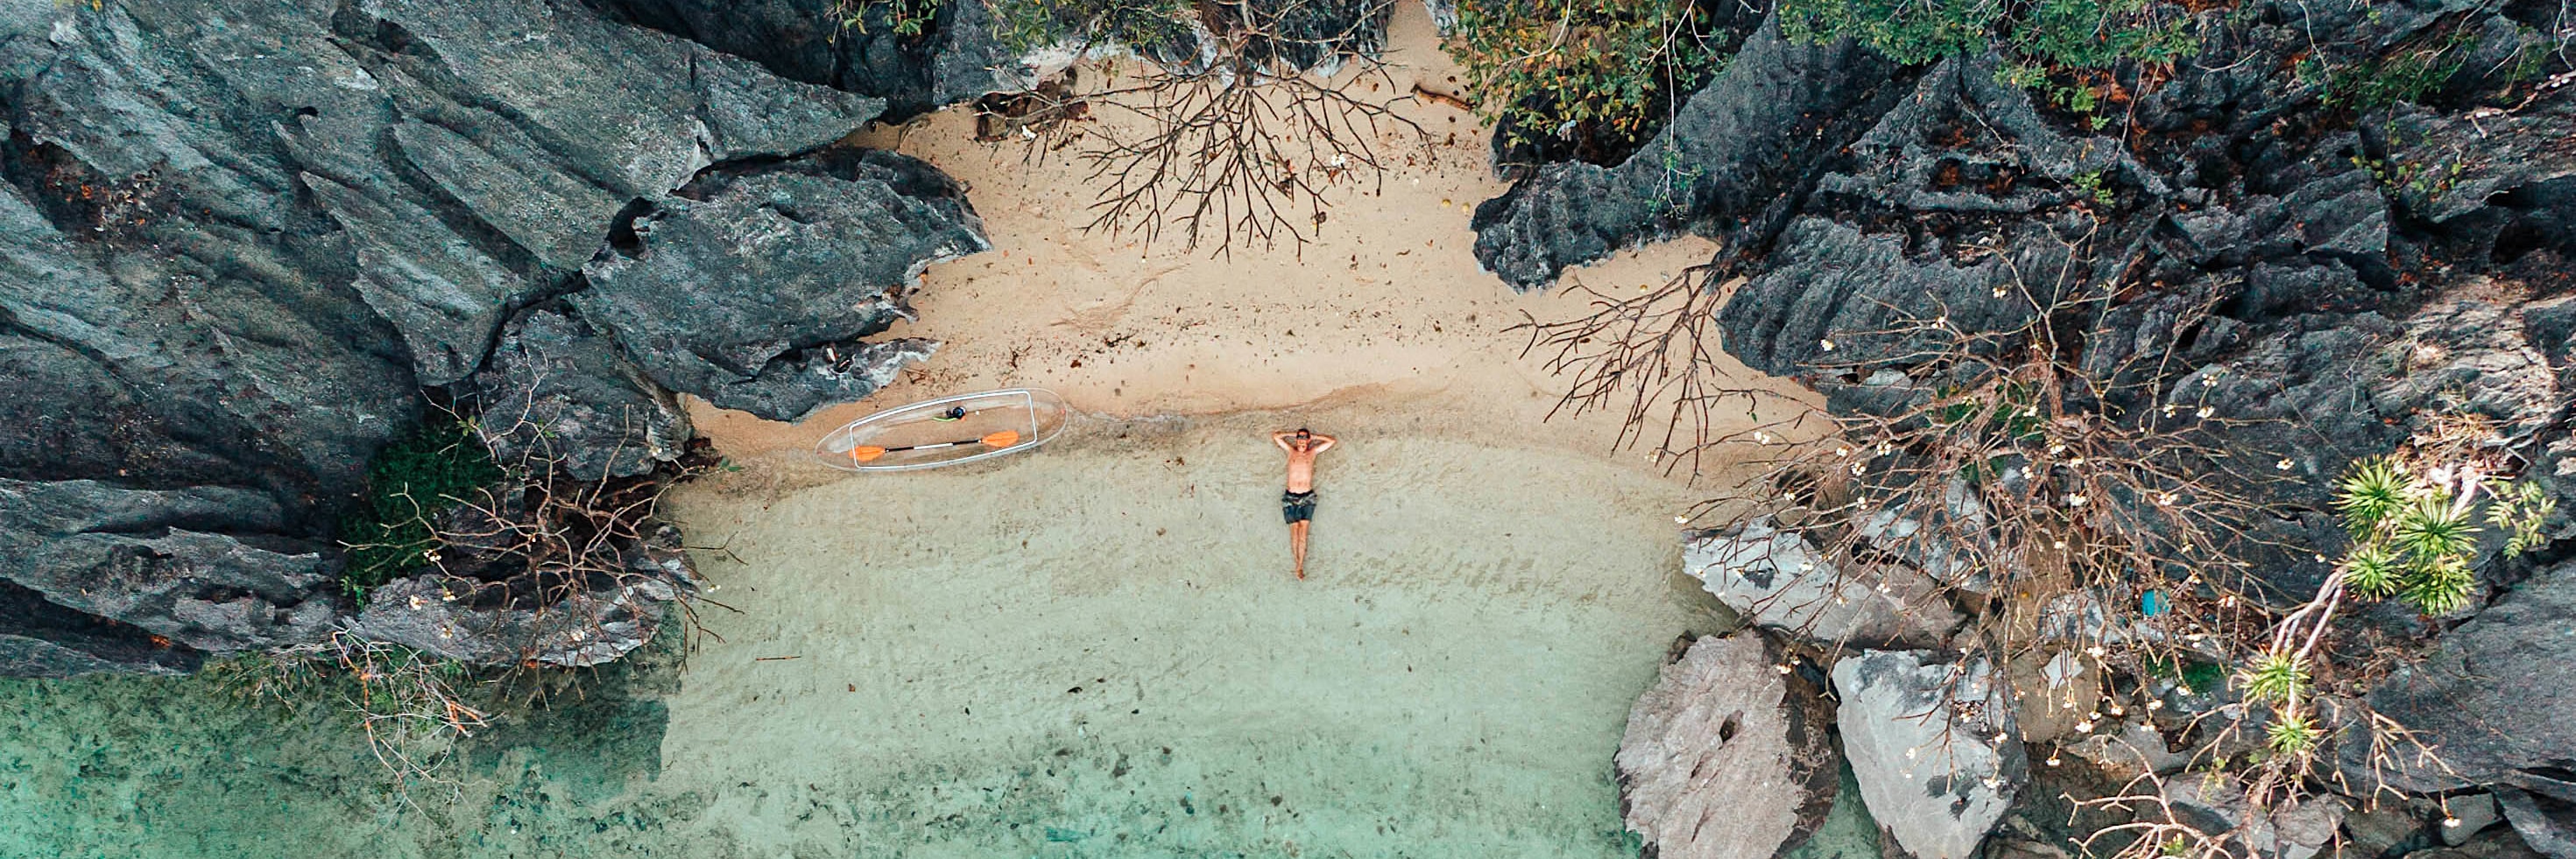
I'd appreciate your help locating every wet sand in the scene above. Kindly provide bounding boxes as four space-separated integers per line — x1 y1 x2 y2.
652 411 1734 855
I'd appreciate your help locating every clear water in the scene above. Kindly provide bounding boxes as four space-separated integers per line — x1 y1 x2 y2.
0 412 1884 858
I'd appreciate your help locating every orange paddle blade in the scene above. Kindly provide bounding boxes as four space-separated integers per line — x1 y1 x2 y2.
850 446 887 462
982 430 1020 447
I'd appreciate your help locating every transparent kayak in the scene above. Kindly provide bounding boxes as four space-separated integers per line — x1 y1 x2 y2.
814 388 1069 472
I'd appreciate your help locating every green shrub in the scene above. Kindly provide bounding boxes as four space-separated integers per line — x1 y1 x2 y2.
980 0 1196 55
2309 29 2475 109
336 412 501 602
834 0 945 37
1778 0 2195 110
1448 0 1732 159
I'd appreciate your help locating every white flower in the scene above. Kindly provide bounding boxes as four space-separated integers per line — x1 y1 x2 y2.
1819 339 1838 352
2196 406 2215 419
2065 494 2089 507
2276 458 2295 471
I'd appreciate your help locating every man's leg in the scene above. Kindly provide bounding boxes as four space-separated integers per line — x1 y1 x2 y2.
1289 520 1309 580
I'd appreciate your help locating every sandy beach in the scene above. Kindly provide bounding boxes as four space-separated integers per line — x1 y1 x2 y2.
680 4 1808 468
639 4 1821 854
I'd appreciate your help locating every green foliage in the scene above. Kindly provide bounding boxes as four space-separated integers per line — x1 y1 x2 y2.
2071 169 2113 205
1779 0 2194 72
1449 0 1730 157
2310 29 2476 109
980 0 1197 55
2341 542 2403 600
835 0 944 37
2392 495 2481 567
2335 456 2410 535
2399 557 2475 616
1779 0 1998 66
2265 711 2322 758
2240 650 2310 705
2488 479 2558 556
2007 0 2197 70
336 412 501 603
2329 454 2552 619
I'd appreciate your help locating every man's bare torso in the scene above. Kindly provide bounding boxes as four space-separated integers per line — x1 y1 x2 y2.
1274 431 1334 492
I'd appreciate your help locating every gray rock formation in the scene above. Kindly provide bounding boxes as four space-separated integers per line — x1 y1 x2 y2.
1470 17 1904 291
2496 786 2576 859
0 0 954 674
346 468 700 668
2164 776 2348 859
2363 560 2576 798
1617 632 1840 859
1685 519 1961 650
0 480 338 660
1833 650 2024 859
586 0 1025 120
465 308 694 482
575 150 983 421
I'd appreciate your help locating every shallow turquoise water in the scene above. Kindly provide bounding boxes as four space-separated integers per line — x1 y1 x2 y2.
0 414 1886 858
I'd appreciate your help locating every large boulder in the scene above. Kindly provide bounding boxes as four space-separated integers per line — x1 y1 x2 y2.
1833 650 2026 859
1684 519 1960 650
1617 632 1841 859
2362 560 2576 796
574 149 985 421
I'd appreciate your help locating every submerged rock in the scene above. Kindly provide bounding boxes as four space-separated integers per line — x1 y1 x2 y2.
1684 519 1960 650
1833 650 2024 859
575 150 985 421
1617 632 1840 859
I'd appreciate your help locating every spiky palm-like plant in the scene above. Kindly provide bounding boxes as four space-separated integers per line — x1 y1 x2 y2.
2392 495 2482 568
2336 456 2411 536
2341 542 2403 600
2266 711 2322 758
2400 558 2477 616
2241 649 2310 705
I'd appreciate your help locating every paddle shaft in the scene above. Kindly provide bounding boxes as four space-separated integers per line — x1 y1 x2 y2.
849 430 1020 463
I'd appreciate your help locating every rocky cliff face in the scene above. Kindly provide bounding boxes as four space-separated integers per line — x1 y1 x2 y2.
1532 3 2574 858
0 0 986 675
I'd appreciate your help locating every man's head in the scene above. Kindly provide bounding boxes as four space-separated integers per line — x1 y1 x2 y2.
1294 427 1311 441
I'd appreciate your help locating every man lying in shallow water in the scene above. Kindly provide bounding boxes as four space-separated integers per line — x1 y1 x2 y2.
1273 428 1337 580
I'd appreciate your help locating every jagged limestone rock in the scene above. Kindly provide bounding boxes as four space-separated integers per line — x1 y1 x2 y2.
1685 520 1959 650
1617 632 1840 859
1833 650 2024 859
